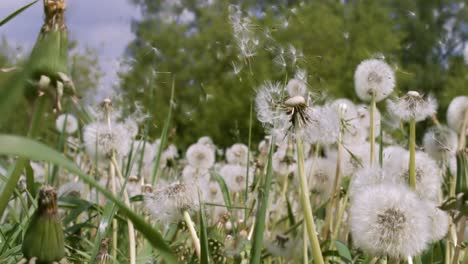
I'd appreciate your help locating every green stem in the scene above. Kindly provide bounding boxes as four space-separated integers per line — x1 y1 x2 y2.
370 92 376 166
458 110 468 151
296 136 324 264
409 118 416 190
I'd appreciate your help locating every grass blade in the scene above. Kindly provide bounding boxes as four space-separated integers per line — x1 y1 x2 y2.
0 0 38 27
0 135 177 263
250 138 275 264
199 202 209 264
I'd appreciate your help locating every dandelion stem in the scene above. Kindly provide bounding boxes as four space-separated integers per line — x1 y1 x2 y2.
452 216 466 264
408 118 416 190
111 157 136 264
370 92 376 166
296 136 324 264
183 210 201 258
109 160 118 262
303 225 309 263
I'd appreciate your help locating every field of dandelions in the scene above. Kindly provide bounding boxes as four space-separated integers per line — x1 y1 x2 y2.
0 1 467 264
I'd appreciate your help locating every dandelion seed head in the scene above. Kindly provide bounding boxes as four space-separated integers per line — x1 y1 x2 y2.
384 151 442 201
354 59 395 102
182 165 210 183
356 104 381 139
424 201 449 242
447 96 468 133
55 114 78 134
272 144 296 176
286 78 307 98
350 184 431 258
305 157 336 197
305 105 341 145
186 143 215 169
144 181 199 223
226 143 250 165
423 126 457 162
387 91 437 122
83 122 131 160
123 118 139 138
220 164 253 193
349 166 386 199
264 233 299 258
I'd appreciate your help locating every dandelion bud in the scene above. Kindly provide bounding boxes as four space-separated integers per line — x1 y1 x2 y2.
27 0 77 110
22 186 65 263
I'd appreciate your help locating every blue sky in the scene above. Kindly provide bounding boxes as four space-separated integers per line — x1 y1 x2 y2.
0 0 141 100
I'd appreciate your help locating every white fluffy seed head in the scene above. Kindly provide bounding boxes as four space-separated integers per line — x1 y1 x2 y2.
447 96 468 133
55 113 78 134
423 126 458 162
305 157 336 198
305 105 341 145
83 122 131 160
383 150 442 201
354 59 395 102
219 164 253 193
349 166 386 199
272 144 296 176
255 81 284 125
285 78 307 97
226 143 250 165
350 184 431 258
387 92 438 122
186 143 215 169
144 181 199 223
423 201 449 242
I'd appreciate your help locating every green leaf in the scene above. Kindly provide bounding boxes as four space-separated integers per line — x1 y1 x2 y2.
334 240 352 263
250 139 275 264
0 0 38 27
0 135 177 263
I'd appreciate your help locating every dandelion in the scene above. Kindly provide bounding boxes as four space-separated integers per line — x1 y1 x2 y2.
423 201 449 242
272 144 296 176
219 164 253 193
350 184 431 259
144 180 201 257
305 157 336 198
423 125 458 163
186 143 215 169
387 91 437 122
354 59 395 165
182 165 210 184
264 232 300 258
83 122 131 160
384 151 442 201
356 104 381 140
354 59 395 102
226 143 250 165
446 96 468 147
349 166 386 199
55 113 78 134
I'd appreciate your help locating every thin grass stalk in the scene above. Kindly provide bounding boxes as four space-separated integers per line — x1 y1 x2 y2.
458 110 468 151
452 216 465 264
296 136 324 264
109 161 118 262
331 191 349 242
111 157 136 264
183 210 201 258
370 92 376 166
323 129 342 241
408 118 416 190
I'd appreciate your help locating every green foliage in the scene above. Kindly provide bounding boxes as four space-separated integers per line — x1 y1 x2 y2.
118 0 466 147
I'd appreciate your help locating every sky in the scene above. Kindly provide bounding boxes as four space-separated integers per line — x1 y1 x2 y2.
0 0 141 100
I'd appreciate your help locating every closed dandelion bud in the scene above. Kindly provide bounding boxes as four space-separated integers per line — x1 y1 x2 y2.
27 0 77 110
22 186 65 263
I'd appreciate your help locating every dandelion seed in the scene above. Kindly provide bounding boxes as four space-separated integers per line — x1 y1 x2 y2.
424 201 449 242
350 184 431 258
55 113 78 134
387 91 437 122
354 59 395 102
